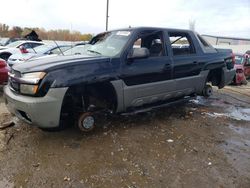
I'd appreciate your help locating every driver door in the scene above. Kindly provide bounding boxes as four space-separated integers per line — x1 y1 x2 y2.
120 30 173 109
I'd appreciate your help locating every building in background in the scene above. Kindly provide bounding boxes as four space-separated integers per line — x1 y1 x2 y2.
202 35 250 45
202 35 250 54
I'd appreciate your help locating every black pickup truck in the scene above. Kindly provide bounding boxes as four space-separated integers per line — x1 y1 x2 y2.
4 27 235 131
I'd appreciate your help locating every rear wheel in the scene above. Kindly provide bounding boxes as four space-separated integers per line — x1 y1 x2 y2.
202 84 213 97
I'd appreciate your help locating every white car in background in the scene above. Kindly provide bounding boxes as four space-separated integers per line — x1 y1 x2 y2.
0 40 44 61
8 44 71 66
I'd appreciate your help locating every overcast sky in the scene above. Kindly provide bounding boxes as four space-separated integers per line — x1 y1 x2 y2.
0 0 249 38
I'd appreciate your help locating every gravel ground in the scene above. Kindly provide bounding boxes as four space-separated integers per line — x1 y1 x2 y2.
0 84 250 188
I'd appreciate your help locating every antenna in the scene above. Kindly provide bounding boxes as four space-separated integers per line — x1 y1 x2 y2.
53 40 64 55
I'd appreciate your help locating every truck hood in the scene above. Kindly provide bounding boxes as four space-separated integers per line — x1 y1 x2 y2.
12 55 111 73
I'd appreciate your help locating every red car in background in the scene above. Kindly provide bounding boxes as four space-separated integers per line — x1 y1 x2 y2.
0 58 9 84
244 53 250 78
233 54 250 85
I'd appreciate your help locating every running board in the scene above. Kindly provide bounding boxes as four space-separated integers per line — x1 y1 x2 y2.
121 96 196 116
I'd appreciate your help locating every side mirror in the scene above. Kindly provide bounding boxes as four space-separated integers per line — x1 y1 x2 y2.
127 48 149 60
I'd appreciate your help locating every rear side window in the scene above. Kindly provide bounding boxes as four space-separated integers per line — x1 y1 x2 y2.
197 34 216 53
197 35 211 47
168 32 196 56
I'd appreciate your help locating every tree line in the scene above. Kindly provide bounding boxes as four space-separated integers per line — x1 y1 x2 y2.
0 23 93 41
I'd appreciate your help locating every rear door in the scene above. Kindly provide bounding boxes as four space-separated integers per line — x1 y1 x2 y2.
168 32 202 78
120 29 173 109
167 31 205 96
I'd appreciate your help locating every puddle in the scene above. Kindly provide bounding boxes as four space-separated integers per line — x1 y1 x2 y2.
204 107 250 121
190 96 230 107
228 108 250 121
191 97 250 121
228 124 250 135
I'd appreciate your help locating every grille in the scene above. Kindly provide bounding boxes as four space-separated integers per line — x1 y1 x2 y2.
11 69 21 77
9 69 21 93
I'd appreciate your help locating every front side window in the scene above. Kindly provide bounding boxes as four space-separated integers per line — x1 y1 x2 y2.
132 30 165 57
169 32 196 56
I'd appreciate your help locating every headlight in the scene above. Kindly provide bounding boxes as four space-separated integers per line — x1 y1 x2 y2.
20 72 46 84
19 72 46 95
20 84 39 95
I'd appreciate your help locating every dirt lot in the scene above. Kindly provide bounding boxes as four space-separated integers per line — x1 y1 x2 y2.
0 84 250 188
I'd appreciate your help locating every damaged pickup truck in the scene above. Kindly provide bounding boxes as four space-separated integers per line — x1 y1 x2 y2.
4 27 235 131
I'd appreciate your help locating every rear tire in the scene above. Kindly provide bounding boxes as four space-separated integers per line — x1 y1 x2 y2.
202 84 213 98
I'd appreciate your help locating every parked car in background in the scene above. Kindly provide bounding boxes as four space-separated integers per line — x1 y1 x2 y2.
0 38 9 46
63 44 87 55
0 58 9 84
243 53 250 78
0 40 44 61
74 41 88 46
8 44 72 66
1 38 25 46
233 54 248 85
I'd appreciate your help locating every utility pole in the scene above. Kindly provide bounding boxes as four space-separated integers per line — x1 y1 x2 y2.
106 0 109 31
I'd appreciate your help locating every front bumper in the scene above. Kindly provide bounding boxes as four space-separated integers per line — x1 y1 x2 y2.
4 86 68 128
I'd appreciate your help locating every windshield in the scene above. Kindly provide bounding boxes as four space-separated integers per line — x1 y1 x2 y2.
87 31 131 57
6 41 24 48
235 55 244 65
63 31 131 57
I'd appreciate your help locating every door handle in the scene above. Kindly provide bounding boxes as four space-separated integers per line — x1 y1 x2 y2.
163 64 171 71
193 61 198 64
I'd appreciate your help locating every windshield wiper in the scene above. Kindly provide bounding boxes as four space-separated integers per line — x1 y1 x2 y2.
87 49 102 55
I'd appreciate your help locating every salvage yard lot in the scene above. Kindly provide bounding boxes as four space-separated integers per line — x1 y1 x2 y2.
0 84 250 188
